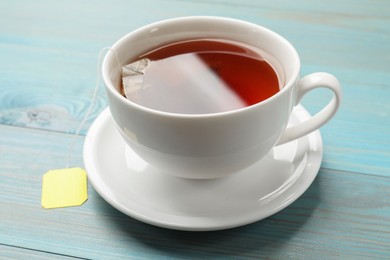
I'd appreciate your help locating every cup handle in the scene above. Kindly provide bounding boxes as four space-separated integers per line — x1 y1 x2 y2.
277 72 342 145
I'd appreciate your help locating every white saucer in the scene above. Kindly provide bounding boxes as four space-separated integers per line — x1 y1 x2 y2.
84 105 323 231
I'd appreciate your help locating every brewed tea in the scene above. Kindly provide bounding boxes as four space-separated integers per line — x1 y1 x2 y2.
121 39 282 114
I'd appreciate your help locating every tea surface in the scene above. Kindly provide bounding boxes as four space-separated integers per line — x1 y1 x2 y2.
123 39 280 114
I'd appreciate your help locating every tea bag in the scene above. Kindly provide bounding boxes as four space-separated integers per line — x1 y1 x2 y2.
121 58 151 97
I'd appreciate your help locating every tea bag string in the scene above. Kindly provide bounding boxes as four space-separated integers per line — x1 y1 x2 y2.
65 47 121 168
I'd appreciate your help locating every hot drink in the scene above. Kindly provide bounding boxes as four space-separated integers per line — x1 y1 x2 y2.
103 17 341 179
121 39 282 114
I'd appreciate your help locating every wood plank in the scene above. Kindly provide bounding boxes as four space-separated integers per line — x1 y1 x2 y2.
0 124 389 259
0 244 80 260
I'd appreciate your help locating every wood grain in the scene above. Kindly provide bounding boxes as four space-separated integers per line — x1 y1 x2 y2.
1 0 389 258
0 245 78 260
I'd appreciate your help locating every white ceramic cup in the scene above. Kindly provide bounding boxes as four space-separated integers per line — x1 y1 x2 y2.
102 16 341 179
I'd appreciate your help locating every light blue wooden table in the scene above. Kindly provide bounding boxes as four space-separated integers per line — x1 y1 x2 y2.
1 1 389 259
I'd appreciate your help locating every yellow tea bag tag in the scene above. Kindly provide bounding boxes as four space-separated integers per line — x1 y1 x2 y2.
41 167 88 209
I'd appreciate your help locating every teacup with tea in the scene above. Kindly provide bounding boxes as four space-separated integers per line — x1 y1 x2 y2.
102 16 341 179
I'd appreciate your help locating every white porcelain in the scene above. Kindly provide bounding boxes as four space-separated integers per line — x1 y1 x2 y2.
84 105 323 231
102 16 341 179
